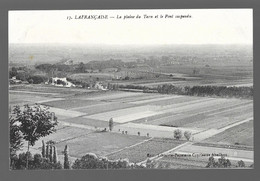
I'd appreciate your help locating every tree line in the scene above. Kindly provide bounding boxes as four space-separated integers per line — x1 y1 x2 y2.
108 83 253 99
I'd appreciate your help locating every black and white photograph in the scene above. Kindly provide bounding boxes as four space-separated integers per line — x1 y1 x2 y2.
8 9 253 170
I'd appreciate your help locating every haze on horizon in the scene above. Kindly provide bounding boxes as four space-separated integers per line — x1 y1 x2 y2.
9 9 253 45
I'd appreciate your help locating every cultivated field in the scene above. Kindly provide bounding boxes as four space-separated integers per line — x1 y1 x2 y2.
107 138 185 163
9 83 254 168
202 120 253 146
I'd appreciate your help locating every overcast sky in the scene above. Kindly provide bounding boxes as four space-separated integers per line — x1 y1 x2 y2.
9 9 253 45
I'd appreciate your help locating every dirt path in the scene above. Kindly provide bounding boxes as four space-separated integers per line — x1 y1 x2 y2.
58 120 97 131
104 137 153 157
37 98 66 103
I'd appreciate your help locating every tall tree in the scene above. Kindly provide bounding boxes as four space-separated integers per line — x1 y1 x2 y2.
12 104 58 168
49 145 53 163
109 118 114 131
53 146 58 164
41 140 46 158
64 145 70 169
46 144 49 159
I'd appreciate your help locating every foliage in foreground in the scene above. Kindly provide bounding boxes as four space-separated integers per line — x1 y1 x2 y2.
11 104 58 151
9 104 58 169
10 152 62 170
206 156 253 168
72 153 146 169
9 116 23 157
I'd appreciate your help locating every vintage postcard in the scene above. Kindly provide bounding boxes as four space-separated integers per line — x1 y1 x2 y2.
8 9 253 170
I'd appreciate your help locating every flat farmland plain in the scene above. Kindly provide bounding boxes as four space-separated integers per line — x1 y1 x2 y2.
10 84 253 167
80 93 252 130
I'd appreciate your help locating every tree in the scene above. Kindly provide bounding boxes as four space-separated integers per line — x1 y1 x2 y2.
237 160 245 167
77 62 85 73
9 67 18 78
11 152 62 170
49 145 53 163
174 129 182 140
53 146 58 164
206 156 232 168
109 118 114 131
64 145 70 169
9 115 23 156
27 75 48 84
12 104 58 168
9 114 23 169
41 140 46 158
33 154 43 169
206 156 216 168
72 153 141 169
184 131 192 141
218 156 231 168
46 144 49 159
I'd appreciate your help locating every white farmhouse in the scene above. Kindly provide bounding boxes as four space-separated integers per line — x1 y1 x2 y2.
51 77 76 87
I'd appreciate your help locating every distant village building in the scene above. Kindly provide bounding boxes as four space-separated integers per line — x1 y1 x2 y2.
9 76 22 84
94 82 107 90
51 77 75 87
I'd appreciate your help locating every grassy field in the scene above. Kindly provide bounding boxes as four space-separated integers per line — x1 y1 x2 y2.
202 120 253 146
10 84 98 96
54 132 147 158
75 102 136 115
157 156 208 169
42 99 102 109
62 116 114 128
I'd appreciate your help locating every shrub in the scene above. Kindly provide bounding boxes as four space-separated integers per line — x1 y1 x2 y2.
206 156 232 168
27 75 48 84
184 131 192 141
237 160 245 167
72 153 144 169
11 151 62 170
174 129 182 140
11 152 33 170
